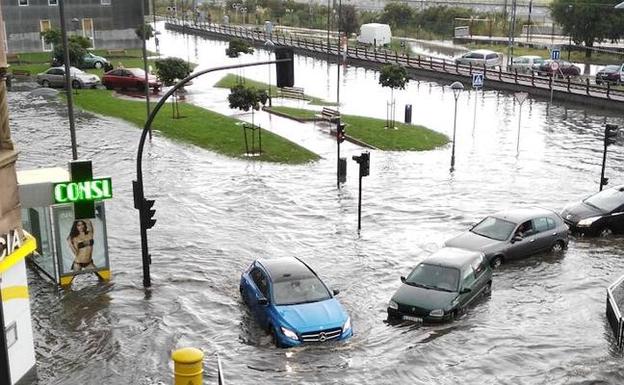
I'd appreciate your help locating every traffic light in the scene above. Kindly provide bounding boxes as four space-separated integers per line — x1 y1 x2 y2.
275 48 294 88
602 177 609 187
352 151 370 177
141 198 157 229
337 122 346 143
605 124 619 146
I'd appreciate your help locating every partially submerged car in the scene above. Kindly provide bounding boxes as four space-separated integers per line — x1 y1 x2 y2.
561 185 624 236
454 49 502 68
510 55 545 74
445 207 569 268
239 257 352 347
387 247 492 323
36 66 100 89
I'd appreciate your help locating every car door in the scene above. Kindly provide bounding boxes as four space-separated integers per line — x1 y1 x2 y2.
507 220 539 259
458 265 480 310
530 217 553 253
249 267 270 328
49 68 64 87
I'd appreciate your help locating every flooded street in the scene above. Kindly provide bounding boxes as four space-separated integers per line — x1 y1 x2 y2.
10 25 624 384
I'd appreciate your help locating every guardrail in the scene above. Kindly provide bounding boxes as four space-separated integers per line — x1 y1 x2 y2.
607 273 624 348
164 18 624 107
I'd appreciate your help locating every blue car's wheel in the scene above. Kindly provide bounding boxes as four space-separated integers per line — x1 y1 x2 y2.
269 326 281 348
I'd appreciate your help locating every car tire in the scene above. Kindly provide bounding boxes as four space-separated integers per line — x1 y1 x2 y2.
41 80 50 88
72 80 81 89
551 240 565 253
94 61 103 69
105 84 113 90
490 255 504 269
600 227 613 237
483 281 492 297
269 326 281 348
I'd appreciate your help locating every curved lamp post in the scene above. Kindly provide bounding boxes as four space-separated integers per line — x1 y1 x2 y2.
135 58 289 288
450 81 464 172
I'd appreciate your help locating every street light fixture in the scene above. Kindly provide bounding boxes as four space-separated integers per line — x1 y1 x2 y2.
450 81 464 172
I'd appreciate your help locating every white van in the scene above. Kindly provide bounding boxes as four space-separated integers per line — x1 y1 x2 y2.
357 23 392 46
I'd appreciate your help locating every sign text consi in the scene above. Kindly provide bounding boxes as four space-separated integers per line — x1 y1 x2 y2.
53 178 113 204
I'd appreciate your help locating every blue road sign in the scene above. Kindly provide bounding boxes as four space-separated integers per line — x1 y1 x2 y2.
472 73 484 88
551 49 560 60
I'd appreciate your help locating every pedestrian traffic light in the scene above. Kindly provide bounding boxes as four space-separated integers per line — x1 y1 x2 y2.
352 151 370 177
141 198 157 230
337 122 346 143
605 124 619 146
602 177 609 187
275 48 294 88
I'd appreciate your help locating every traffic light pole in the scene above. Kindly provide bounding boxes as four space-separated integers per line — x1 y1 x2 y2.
357 171 362 231
337 124 341 188
600 124 619 192
135 59 289 287
600 141 608 191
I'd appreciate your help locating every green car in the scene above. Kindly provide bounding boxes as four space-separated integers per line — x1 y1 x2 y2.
387 247 492 323
82 52 109 69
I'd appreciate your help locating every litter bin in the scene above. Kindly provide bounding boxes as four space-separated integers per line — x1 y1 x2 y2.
404 104 412 124
338 157 347 184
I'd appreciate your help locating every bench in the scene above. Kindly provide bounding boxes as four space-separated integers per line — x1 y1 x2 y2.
11 69 31 77
316 107 340 122
106 49 127 57
280 86 305 100
6 53 21 64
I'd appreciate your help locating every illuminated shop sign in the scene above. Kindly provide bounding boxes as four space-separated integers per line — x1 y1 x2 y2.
0 229 21 259
53 178 113 204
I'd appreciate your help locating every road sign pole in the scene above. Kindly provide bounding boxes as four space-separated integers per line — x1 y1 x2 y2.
472 87 478 133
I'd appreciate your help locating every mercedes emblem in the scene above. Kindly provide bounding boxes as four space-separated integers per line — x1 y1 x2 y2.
319 332 327 342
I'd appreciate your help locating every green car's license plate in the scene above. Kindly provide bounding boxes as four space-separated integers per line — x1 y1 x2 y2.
402 315 422 323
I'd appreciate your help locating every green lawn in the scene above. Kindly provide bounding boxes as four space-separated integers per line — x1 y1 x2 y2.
9 49 158 77
268 106 318 120
466 43 624 66
214 74 337 106
270 106 448 151
71 89 319 164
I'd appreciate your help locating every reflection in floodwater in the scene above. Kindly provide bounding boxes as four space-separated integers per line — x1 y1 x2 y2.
9 25 624 384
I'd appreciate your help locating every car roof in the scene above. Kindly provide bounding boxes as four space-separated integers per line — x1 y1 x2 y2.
491 207 558 223
422 247 483 269
517 55 542 59
470 49 498 55
256 257 315 282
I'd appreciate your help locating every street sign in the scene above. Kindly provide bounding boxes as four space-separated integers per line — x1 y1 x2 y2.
551 49 560 60
550 61 560 71
514 92 528 104
472 73 484 88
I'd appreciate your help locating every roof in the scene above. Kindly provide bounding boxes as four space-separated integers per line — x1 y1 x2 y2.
492 207 557 223
470 49 498 55
423 247 483 269
516 55 543 59
257 257 315 283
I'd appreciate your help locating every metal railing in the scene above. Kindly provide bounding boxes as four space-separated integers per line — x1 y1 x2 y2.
164 18 624 103
607 273 624 348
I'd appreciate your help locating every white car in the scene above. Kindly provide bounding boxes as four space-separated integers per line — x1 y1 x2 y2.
454 49 502 68
36 66 100 89
510 55 545 74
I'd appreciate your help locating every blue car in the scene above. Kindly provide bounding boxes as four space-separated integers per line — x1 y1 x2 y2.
239 257 352 347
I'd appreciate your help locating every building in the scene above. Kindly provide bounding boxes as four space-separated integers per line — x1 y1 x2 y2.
0 0 146 53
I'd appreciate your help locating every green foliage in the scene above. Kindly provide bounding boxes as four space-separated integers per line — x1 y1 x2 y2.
52 35 91 67
154 57 192 86
340 5 359 36
135 23 154 40
227 84 268 112
380 2 413 29
379 64 409 90
41 29 61 46
550 0 624 57
226 39 254 58
414 6 474 36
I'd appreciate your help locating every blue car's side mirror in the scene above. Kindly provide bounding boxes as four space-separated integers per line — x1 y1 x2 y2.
400 276 406 283
258 298 269 306
333 289 340 296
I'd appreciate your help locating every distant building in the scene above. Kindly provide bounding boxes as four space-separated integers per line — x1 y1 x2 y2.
0 0 147 53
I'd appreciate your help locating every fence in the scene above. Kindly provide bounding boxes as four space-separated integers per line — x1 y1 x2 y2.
606 273 624 348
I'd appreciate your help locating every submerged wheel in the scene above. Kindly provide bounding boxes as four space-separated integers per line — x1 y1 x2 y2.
491 256 504 269
41 80 50 88
551 240 565 253
600 227 613 237
269 326 281 348
483 282 492 297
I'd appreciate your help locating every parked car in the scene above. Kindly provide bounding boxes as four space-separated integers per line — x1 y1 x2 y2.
102 68 162 92
82 52 110 69
444 207 569 268
510 55 545 74
595 65 623 85
387 247 492 323
454 49 502 68
239 257 352 348
561 185 624 236
532 59 581 77
36 66 100 89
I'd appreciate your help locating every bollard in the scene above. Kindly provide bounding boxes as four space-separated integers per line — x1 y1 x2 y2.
172 347 204 385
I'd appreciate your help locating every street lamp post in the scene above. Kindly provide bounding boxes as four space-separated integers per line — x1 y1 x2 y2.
336 0 342 107
450 81 464 172
567 5 573 60
58 0 78 160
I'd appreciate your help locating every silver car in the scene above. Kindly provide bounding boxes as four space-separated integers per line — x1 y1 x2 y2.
510 55 545 74
36 66 100 89
444 207 569 268
454 49 502 68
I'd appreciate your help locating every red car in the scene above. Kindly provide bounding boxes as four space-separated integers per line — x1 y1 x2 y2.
102 68 162 92
532 59 581 78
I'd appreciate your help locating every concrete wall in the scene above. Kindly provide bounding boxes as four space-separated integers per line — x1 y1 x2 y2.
0 0 145 52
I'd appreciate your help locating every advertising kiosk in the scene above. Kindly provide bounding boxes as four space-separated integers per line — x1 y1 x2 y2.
17 165 112 287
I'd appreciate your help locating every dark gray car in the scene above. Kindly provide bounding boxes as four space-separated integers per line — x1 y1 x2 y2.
445 208 569 268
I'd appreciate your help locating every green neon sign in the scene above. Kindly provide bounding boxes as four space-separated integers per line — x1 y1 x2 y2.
53 178 113 204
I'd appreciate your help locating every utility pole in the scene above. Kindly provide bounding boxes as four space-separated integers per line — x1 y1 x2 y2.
507 0 517 68
140 0 152 140
327 0 331 54
58 0 78 160
336 0 341 107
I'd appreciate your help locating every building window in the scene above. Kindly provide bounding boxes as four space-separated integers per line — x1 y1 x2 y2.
49 0 57 5
18 0 28 6
101 0 111 5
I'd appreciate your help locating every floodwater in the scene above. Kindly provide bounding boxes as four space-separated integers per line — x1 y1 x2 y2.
10 23 624 385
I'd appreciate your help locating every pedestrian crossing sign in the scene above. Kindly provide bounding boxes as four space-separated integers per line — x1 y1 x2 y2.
551 49 560 60
472 73 484 88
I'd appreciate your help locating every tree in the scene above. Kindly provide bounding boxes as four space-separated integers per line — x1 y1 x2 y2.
155 57 193 118
340 4 359 36
227 84 268 127
550 0 624 58
379 64 409 129
226 38 254 58
380 1 413 29
51 35 91 67
41 29 61 47
135 23 154 40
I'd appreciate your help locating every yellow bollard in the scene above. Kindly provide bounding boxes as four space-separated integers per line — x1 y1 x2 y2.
172 347 204 385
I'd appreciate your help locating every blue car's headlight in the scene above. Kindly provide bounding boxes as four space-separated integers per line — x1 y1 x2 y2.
280 326 299 341
343 316 352 333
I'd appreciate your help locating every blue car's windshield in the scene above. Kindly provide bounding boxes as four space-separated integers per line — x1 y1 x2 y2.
470 216 516 241
273 277 331 306
405 263 460 292
584 187 624 212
